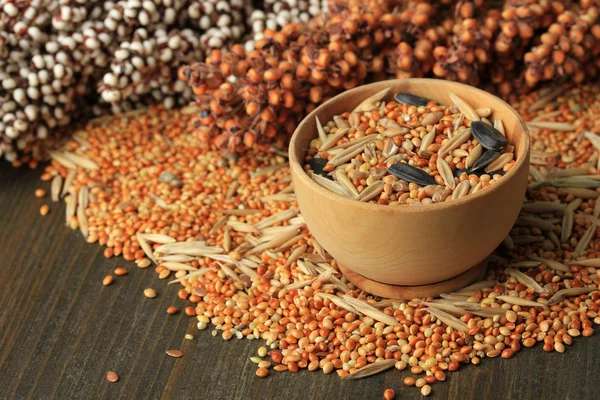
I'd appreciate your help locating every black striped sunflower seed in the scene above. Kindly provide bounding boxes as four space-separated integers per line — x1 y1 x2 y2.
388 162 436 186
454 168 506 178
394 93 430 107
470 150 501 172
471 121 508 151
309 157 331 179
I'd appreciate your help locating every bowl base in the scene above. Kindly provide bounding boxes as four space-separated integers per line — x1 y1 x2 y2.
339 258 489 300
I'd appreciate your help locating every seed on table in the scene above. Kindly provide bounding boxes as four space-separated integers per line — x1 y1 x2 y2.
554 342 565 353
166 349 183 358
258 347 267 357
35 189 46 198
383 388 395 400
415 378 426 388
404 377 415 386
184 307 196 316
114 267 128 276
185 334 194 340
39 205 49 216
501 349 514 359
421 385 432 397
106 371 119 383
395 360 407 370
158 269 170 279
102 275 113 286
167 306 179 315
144 288 156 298
256 367 269 378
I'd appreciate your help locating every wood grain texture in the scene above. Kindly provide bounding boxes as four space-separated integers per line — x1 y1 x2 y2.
0 161 599 400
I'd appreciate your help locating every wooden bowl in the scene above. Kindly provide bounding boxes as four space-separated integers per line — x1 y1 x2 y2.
289 79 530 286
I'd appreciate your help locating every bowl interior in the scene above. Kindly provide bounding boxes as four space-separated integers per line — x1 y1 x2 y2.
289 78 530 212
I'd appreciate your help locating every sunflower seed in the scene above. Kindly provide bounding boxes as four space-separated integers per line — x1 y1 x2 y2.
436 158 456 189
308 157 331 179
394 93 430 107
388 162 436 186
471 150 500 172
448 92 480 121
471 121 508 151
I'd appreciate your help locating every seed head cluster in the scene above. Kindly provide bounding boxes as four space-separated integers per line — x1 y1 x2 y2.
0 0 330 163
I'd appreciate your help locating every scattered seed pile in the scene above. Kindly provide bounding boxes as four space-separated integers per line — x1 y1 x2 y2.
182 0 600 151
304 90 514 205
0 0 330 164
36 82 600 396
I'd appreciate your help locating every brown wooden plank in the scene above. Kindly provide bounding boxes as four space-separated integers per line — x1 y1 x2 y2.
0 161 599 400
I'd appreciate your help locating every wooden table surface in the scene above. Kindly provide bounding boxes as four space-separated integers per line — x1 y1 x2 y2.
1 161 599 400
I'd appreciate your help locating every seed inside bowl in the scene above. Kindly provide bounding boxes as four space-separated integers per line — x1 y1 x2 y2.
303 90 516 206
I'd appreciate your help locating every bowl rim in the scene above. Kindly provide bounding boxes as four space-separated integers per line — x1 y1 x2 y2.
288 78 530 214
